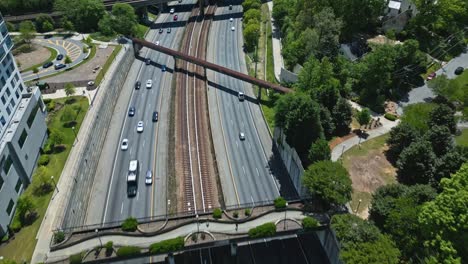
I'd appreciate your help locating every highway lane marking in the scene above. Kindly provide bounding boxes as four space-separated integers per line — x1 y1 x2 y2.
256 167 259 177
143 139 146 148
137 191 140 201
121 202 124 214
243 166 246 176
236 141 238 148
130 147 133 155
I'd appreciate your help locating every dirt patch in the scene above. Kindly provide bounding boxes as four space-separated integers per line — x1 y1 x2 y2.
14 44 51 71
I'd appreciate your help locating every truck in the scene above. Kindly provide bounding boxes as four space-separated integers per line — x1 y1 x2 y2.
127 160 139 197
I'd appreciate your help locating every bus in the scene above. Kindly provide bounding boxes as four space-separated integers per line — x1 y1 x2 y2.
127 160 139 197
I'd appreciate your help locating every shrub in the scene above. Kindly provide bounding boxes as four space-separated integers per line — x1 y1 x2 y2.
212 208 222 219
69 252 83 264
384 113 398 121
149 237 185 254
43 98 52 104
201 233 206 240
10 218 22 232
191 233 197 242
248 222 276 238
54 231 65 244
121 217 138 231
83 46 89 53
47 101 56 112
274 197 287 210
33 67 39 73
38 155 50 166
244 208 251 216
233 211 239 218
302 216 319 231
116 246 141 257
105 241 114 256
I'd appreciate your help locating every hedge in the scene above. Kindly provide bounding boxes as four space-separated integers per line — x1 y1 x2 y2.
54 231 65 244
149 237 184 254
244 208 251 216
302 216 319 231
116 246 141 257
38 155 50 166
121 217 138 232
69 252 84 264
274 197 287 209
384 113 398 121
212 208 222 219
248 222 276 238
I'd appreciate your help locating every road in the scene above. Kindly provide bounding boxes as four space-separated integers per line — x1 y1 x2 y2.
84 3 195 225
207 2 294 206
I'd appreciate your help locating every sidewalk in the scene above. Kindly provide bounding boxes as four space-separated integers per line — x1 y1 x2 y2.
45 211 306 262
266 1 284 82
31 43 129 264
41 86 97 103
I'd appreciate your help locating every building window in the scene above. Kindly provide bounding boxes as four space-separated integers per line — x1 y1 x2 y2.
6 199 14 216
9 98 15 109
3 155 12 174
0 176 3 190
18 129 27 148
0 116 5 126
5 35 13 50
27 103 39 128
6 105 11 115
0 23 8 38
6 87 11 97
1 95 5 104
15 90 19 99
14 178 22 193
14 73 19 82
0 77 5 88
19 84 24 92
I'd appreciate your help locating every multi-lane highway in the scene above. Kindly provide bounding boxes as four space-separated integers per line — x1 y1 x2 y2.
207 2 289 206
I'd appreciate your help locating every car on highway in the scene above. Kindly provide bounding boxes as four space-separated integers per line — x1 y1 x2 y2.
128 107 135 116
230 18 233 22
178 0 182 2
135 81 141 89
174 14 178 21
57 54 64 60
152 111 159 122
159 28 163 34
43 61 53 68
156 40 160 45
454 66 464 75
238 91 245 101
145 170 153 185
146 79 153 88
167 28 171 33
137 121 144 132
231 26 235 31
229 4 232 10
239 132 245 140
161 65 166 72
54 63 66 70
427 72 436 80
170 8 175 14
146 58 151 65
121 139 129 150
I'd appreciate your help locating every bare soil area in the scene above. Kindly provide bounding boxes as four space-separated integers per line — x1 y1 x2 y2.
14 44 50 71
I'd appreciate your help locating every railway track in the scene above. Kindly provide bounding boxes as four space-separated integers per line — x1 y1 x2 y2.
175 5 217 214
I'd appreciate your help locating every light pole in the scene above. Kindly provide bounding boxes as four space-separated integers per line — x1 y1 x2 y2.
72 126 78 143
95 229 102 248
196 214 199 234
283 202 289 230
355 199 362 214
340 144 347 163
83 90 92 106
50 176 59 193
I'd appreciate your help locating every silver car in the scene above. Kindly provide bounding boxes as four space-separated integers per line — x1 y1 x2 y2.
145 170 153 185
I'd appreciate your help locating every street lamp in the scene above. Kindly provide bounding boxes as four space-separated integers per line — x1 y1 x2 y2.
83 90 92 105
95 229 102 248
50 176 59 193
283 202 289 230
355 199 362 214
196 214 200 234
72 126 78 143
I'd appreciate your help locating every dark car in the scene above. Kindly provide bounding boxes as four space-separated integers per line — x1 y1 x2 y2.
159 28 163 34
152 111 159 122
135 81 141 90
161 65 166 72
454 66 464 75
229 4 232 10
128 106 135 117
56 54 64 60
145 58 151 65
43 61 53 68
54 63 66 70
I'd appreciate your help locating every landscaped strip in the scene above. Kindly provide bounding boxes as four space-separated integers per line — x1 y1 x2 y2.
0 97 89 263
95 45 123 86
20 47 58 73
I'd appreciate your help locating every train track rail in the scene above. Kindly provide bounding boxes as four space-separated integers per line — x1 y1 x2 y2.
175 5 217 214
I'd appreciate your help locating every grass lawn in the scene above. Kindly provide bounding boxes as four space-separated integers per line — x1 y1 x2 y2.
401 102 437 133
20 47 58 73
264 5 276 84
95 45 122 86
455 129 468 146
90 32 117 42
342 134 396 218
0 97 89 263
136 24 149 38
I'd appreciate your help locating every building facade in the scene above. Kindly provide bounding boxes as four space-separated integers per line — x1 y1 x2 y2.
0 13 47 236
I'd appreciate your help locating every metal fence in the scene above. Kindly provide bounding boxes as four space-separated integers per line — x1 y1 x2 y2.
60 46 135 229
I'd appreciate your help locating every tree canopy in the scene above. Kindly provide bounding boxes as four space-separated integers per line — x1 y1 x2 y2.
55 0 105 32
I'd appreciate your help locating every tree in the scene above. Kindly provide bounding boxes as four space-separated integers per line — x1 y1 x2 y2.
308 139 331 163
275 93 324 164
332 98 352 135
418 163 468 262
243 21 260 52
429 104 457 134
397 140 436 185
386 123 420 162
244 9 261 24
49 129 65 146
34 166 53 195
32 67 39 74
35 14 54 33
320 107 335 138
111 3 138 36
60 105 76 124
272 0 292 29
312 8 342 59
369 183 408 228
425 125 453 157
64 83 76 97
64 55 72 64
98 13 115 36
6 21 15 32
55 0 105 32
61 19 75 32
242 0 261 12
42 21 54 32
19 20 36 47
302 161 352 209
16 195 36 224
434 146 468 182
356 108 371 130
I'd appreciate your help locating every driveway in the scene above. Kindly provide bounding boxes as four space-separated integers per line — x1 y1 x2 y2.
397 47 468 115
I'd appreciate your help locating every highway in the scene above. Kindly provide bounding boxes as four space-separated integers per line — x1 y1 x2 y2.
207 2 287 206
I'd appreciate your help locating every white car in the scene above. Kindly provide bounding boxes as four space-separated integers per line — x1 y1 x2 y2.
145 170 153 185
239 132 245 140
146 79 152 88
170 8 175 14
137 121 144 133
230 18 233 22
121 138 128 150
231 26 235 31
238 92 245 101
156 40 160 45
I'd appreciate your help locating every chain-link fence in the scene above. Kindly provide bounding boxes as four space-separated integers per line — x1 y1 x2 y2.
60 46 135 229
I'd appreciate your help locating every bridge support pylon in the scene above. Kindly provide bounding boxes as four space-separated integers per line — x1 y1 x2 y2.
199 0 204 15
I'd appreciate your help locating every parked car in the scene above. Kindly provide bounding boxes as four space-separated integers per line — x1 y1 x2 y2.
427 72 436 80
146 79 153 88
230 18 233 22
137 121 144 132
54 63 66 70
135 81 141 89
56 54 64 60
128 107 135 116
145 170 153 185
121 139 129 150
152 111 159 122
43 61 53 68
454 66 464 75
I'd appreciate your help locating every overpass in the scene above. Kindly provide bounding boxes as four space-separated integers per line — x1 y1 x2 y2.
131 37 292 93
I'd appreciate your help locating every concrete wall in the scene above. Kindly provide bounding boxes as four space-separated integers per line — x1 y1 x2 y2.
279 67 298 83
316 228 343 264
273 127 307 196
